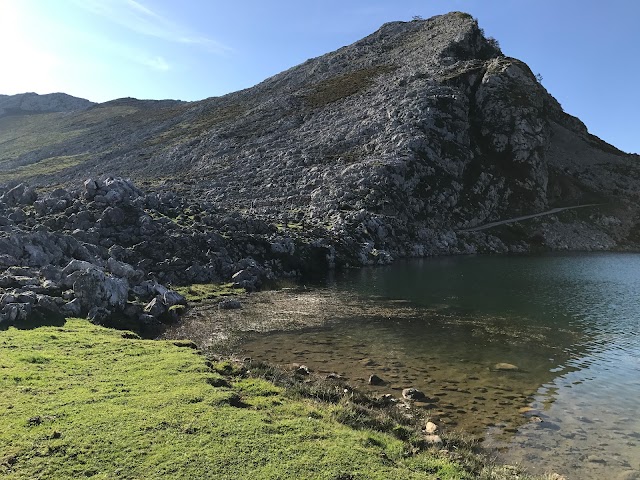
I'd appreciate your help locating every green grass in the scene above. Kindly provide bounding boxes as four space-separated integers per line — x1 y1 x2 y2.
0 154 90 183
172 282 244 302
275 222 304 231
304 66 397 108
0 114 86 163
0 106 138 165
143 103 246 148
0 319 470 479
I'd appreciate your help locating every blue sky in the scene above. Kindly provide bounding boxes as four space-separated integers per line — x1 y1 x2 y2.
0 0 638 153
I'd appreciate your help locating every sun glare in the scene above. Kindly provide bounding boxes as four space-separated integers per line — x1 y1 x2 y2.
0 0 62 95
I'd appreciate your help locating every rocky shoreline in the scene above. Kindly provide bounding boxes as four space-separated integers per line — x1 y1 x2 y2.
0 175 392 332
0 177 302 332
1 174 639 332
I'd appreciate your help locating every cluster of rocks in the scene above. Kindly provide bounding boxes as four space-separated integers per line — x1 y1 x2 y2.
0 177 344 331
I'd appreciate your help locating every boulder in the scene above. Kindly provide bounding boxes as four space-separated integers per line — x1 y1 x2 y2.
107 257 142 282
424 434 443 446
425 421 438 434
84 179 98 198
143 297 167 318
23 243 52 267
88 306 112 324
61 298 82 316
0 292 16 305
402 388 427 401
1 302 32 323
1 184 37 206
218 298 241 310
231 269 259 290
99 206 126 227
294 365 311 375
36 295 62 313
72 268 128 312
163 289 186 307
62 259 96 276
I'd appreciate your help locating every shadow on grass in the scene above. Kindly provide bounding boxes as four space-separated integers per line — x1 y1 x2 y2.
0 311 67 331
0 311 168 339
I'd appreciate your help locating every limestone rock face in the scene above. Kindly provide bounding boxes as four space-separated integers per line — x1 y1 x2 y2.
473 58 550 213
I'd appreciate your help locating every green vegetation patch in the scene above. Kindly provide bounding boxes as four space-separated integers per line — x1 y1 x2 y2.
0 106 138 165
0 154 89 183
145 103 247 148
0 114 86 163
173 282 244 302
0 319 470 479
304 65 397 108
275 222 304 231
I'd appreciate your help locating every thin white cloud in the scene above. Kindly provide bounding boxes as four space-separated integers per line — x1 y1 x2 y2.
141 55 170 72
76 0 231 54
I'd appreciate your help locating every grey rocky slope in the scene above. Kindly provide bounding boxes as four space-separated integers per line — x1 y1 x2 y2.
2 12 640 266
0 92 95 117
0 177 338 331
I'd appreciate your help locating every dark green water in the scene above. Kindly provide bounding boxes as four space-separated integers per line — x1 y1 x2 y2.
241 253 640 479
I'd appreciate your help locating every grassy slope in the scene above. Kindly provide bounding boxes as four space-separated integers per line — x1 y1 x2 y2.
0 319 467 480
0 107 138 162
172 283 244 302
0 113 86 163
0 106 142 183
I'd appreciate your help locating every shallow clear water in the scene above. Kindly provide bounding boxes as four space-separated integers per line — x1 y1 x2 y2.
240 253 640 479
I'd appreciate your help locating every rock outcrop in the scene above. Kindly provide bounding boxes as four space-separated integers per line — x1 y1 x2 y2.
0 177 348 331
0 92 95 117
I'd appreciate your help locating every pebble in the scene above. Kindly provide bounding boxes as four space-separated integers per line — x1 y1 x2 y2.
425 421 438 434
360 358 377 367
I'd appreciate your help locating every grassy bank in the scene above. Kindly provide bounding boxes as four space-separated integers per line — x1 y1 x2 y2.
0 319 482 479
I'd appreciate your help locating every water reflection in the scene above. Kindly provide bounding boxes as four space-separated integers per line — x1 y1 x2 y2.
241 253 640 479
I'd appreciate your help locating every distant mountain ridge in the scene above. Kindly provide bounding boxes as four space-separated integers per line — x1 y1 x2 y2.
1 11 640 259
0 92 95 117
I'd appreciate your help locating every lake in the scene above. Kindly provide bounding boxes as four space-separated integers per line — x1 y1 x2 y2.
240 253 640 479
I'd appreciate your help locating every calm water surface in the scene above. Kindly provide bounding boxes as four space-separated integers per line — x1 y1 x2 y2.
240 253 640 479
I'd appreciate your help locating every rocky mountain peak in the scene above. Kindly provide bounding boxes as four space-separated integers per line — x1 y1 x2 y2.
0 92 95 117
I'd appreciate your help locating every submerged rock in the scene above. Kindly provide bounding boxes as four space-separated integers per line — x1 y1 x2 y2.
493 363 520 372
218 298 242 310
